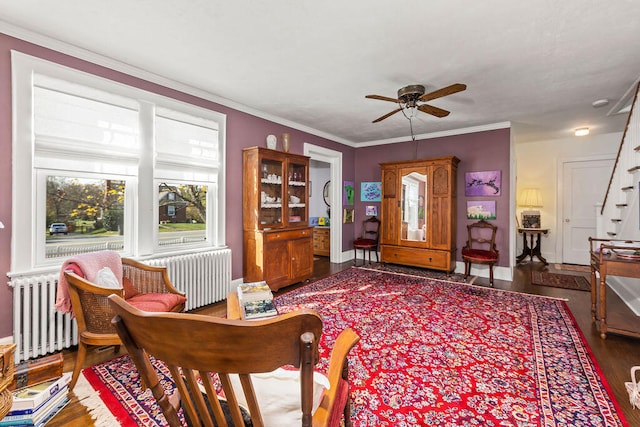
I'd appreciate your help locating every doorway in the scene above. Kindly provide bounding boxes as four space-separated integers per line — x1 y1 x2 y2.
304 143 343 264
559 156 614 265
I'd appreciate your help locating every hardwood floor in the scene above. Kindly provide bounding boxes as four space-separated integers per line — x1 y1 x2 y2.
46 258 640 426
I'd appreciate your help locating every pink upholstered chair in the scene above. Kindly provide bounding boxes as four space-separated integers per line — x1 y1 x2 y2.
461 219 499 286
63 257 186 390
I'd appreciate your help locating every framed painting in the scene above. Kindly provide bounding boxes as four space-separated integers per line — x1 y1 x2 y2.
343 208 354 224
365 205 378 216
361 182 382 202
465 170 501 196
466 200 496 220
343 181 355 205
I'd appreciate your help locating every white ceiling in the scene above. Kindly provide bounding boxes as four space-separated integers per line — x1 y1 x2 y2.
1 1 639 146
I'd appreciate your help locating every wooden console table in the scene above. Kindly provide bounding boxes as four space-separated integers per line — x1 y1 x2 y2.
589 237 640 339
516 228 549 264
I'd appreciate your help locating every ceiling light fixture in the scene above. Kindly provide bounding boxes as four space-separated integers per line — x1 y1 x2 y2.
592 99 609 108
575 127 590 136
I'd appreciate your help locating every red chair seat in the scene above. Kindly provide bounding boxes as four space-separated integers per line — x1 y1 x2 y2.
126 293 186 312
354 238 376 247
461 248 498 261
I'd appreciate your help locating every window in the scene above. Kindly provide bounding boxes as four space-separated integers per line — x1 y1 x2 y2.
12 51 226 273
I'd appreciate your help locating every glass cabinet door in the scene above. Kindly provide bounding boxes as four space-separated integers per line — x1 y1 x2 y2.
259 157 284 227
287 160 307 226
400 170 427 242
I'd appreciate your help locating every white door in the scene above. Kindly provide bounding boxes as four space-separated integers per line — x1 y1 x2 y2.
562 158 614 264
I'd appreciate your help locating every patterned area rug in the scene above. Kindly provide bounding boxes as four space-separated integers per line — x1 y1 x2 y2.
78 268 626 426
554 263 591 273
357 262 474 284
531 271 591 291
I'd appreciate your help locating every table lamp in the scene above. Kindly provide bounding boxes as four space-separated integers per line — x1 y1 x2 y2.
519 188 542 228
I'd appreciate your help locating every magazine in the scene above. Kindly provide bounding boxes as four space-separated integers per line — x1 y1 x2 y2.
241 299 278 320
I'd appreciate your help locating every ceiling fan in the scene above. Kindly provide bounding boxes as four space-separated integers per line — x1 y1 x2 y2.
365 83 467 123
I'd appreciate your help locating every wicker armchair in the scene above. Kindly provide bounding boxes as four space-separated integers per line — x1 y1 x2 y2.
65 257 186 390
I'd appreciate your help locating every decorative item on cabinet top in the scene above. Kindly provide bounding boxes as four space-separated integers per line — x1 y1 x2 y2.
266 134 277 149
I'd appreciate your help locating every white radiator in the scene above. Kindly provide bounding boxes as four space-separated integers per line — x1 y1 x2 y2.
9 273 77 363
9 249 232 362
144 249 233 311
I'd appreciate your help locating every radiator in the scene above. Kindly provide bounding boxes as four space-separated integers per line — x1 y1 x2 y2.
9 249 232 362
9 273 77 363
146 249 233 311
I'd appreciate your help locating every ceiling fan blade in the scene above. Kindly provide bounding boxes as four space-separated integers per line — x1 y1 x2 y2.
372 108 403 123
366 94 401 103
419 83 467 102
418 104 450 118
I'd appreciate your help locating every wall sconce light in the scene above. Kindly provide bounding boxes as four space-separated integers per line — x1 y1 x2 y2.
575 127 590 136
0 221 4 229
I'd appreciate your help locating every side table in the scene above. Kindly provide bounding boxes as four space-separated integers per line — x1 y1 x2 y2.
516 228 549 264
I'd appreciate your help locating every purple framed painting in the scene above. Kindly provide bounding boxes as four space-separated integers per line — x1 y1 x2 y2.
465 170 501 196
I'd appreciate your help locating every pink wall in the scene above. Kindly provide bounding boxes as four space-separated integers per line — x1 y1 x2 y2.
354 129 511 265
0 33 354 337
0 32 510 339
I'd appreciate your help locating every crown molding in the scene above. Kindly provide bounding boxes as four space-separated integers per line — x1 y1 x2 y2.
0 21 508 148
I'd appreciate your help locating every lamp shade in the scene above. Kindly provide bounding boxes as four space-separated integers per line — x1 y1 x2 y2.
520 188 543 208
0 221 4 229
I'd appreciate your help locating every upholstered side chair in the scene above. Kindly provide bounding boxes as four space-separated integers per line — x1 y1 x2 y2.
64 257 186 390
461 219 499 286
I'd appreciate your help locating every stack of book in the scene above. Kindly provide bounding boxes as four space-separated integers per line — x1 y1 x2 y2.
1 372 71 426
237 281 278 320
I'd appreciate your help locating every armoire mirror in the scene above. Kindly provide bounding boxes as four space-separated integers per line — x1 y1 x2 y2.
401 171 427 241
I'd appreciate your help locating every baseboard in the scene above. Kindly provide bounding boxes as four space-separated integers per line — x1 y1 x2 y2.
455 261 513 282
0 335 15 345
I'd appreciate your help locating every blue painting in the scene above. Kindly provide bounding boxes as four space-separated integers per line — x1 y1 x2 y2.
465 170 501 196
361 182 382 202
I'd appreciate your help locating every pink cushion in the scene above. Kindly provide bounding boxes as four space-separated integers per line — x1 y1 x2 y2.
122 277 140 299
126 293 186 312
327 378 349 427
461 248 498 261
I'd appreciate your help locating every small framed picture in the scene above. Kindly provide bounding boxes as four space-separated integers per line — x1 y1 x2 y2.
343 208 354 224
365 205 378 216
466 200 496 220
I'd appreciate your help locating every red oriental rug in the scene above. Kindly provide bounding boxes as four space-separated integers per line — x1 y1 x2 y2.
78 268 627 426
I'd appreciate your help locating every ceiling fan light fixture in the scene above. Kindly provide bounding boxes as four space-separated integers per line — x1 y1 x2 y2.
575 127 590 136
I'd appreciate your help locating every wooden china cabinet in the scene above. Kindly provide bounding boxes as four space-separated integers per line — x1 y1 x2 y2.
242 147 313 291
380 156 459 272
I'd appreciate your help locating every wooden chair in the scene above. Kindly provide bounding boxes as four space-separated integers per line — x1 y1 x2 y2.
353 216 381 266
65 258 186 390
461 219 499 286
108 295 360 427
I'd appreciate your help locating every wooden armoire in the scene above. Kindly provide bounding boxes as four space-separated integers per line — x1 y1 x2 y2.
380 156 459 272
242 147 313 291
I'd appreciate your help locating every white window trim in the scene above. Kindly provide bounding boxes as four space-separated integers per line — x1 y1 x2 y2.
10 51 226 275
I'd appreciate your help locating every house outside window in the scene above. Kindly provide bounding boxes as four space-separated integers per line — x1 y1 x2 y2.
11 52 226 273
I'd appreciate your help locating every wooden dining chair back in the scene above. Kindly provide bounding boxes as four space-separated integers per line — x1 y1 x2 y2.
461 219 499 286
64 257 186 390
109 295 360 427
353 216 381 266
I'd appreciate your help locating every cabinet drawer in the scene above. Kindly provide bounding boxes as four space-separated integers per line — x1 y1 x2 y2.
381 245 451 271
265 228 311 242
